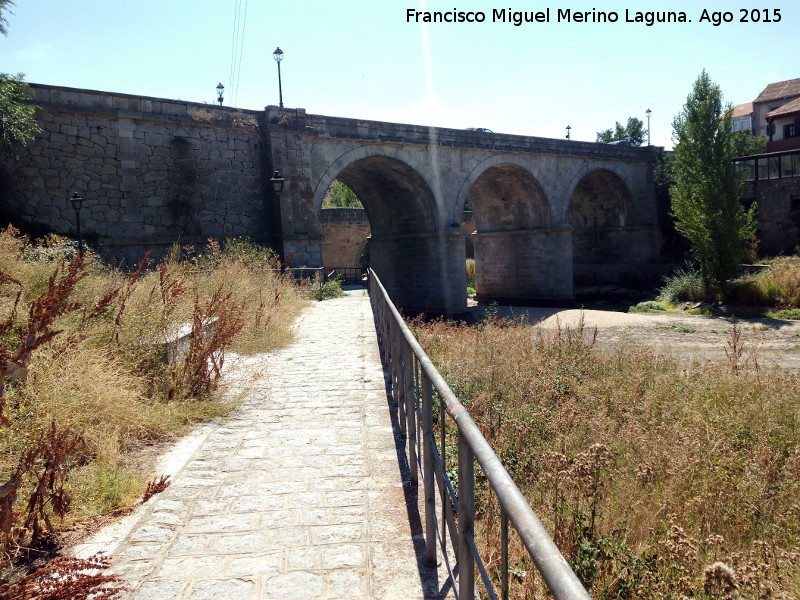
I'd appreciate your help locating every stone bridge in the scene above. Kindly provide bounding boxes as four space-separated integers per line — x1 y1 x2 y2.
268 107 663 313
3 84 664 314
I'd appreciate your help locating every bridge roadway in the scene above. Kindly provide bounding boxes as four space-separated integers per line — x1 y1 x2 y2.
73 289 449 600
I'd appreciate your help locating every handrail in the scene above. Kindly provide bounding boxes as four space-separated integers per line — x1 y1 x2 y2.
368 269 592 600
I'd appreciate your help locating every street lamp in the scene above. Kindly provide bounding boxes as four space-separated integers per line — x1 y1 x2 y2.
216 82 225 106
273 47 284 108
70 192 84 258
566 125 571 140
270 170 285 196
645 108 652 146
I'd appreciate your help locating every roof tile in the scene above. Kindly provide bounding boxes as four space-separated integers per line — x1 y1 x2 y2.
755 78 800 104
766 97 800 119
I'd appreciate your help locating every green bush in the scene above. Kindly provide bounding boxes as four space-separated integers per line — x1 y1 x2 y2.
659 267 706 303
319 276 345 300
628 300 667 313
768 308 800 320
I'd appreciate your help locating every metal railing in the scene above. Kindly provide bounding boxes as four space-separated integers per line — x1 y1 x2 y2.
325 266 368 286
368 269 592 600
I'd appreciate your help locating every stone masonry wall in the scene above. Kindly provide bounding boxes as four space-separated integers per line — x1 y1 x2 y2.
2 84 268 265
318 208 476 268
319 208 371 268
741 179 800 255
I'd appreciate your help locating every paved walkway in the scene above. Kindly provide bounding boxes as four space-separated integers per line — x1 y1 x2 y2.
75 290 446 599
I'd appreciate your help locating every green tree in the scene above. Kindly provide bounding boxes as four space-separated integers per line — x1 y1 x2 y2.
596 117 645 145
732 130 766 157
670 70 756 287
0 74 41 158
0 0 12 35
0 1 41 158
321 179 362 208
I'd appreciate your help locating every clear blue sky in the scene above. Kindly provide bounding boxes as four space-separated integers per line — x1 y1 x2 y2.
1 0 797 148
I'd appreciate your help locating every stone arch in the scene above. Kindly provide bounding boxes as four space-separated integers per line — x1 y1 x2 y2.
313 145 439 234
562 163 633 224
567 167 639 286
568 168 631 230
462 162 571 301
466 163 550 231
314 151 464 313
453 154 554 226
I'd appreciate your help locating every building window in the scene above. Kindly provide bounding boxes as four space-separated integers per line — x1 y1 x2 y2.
785 123 799 139
732 116 752 133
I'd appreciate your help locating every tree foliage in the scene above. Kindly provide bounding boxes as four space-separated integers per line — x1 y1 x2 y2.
0 74 41 158
0 0 12 36
732 130 767 157
670 70 756 287
596 117 645 145
321 179 362 208
0 2 42 159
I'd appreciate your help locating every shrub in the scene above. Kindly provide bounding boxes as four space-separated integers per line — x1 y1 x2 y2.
628 300 667 313
466 259 476 297
659 266 707 303
759 255 800 307
319 276 345 300
0 227 305 559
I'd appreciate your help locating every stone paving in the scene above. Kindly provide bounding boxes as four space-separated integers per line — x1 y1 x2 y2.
75 290 448 599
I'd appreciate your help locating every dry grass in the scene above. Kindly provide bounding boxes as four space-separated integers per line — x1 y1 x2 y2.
666 254 800 310
0 228 305 562
413 315 800 599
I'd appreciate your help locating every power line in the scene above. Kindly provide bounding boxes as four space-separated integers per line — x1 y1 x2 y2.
228 0 242 100
234 0 248 105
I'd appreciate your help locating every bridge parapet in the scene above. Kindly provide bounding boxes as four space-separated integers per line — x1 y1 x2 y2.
266 105 662 160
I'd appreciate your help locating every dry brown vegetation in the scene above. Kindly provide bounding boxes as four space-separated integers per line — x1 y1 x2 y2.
413 315 800 599
0 228 305 572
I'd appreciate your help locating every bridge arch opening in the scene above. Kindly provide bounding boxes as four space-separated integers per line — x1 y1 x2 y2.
317 155 463 313
319 180 370 278
465 164 569 301
568 168 636 287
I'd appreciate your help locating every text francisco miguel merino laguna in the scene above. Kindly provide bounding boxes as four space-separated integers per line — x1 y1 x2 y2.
408 7 703 27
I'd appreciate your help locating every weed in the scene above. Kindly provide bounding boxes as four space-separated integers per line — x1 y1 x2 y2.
319 276 345 300
768 308 800 320
0 227 305 575
0 553 125 599
413 313 800 598
658 324 699 333
140 475 171 504
628 300 667 313
660 266 707 303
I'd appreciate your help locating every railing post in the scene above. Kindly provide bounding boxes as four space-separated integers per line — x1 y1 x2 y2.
406 346 418 486
422 372 436 567
458 433 475 600
395 325 406 438
501 508 509 600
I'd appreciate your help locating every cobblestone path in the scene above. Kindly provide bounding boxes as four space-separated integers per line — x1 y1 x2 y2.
75 290 446 599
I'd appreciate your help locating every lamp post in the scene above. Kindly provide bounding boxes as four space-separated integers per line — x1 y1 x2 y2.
566 125 571 140
270 170 286 268
273 47 284 108
216 82 225 106
70 192 84 258
645 108 652 146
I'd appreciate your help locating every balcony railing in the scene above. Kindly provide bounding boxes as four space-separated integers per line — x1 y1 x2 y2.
734 148 800 182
